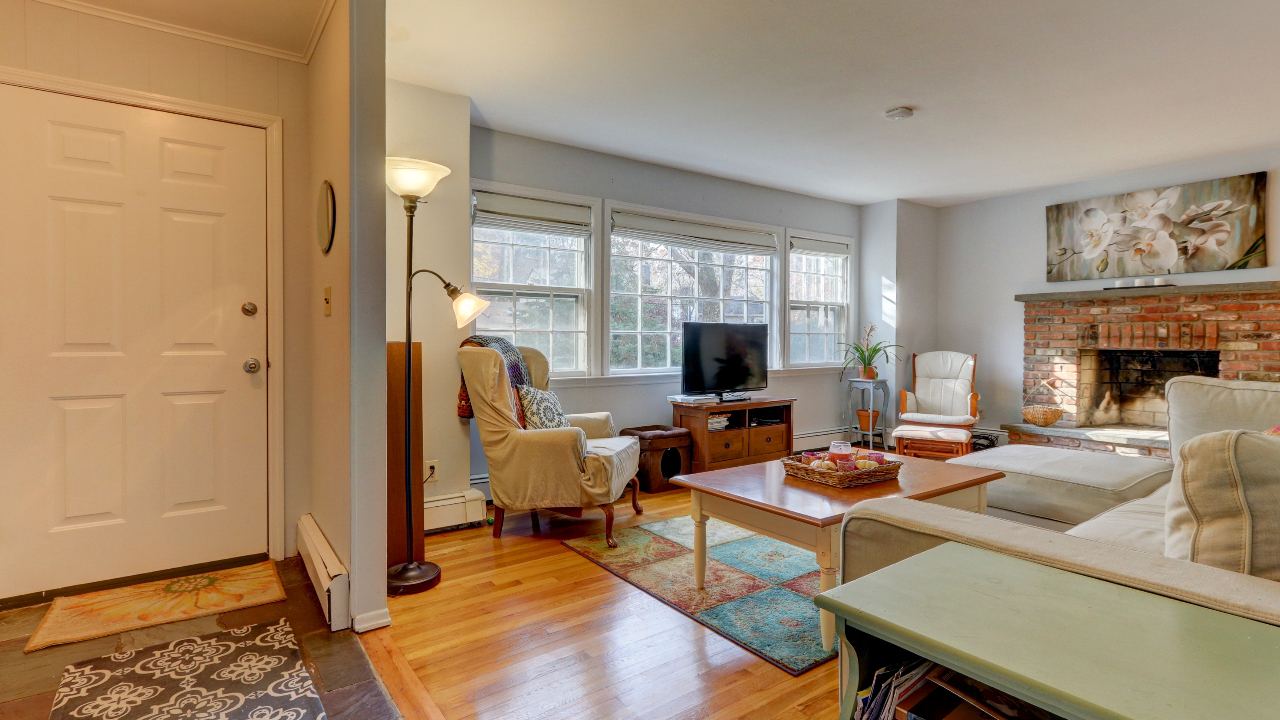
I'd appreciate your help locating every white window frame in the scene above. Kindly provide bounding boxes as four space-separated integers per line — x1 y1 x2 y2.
782 228 857 369
603 200 784 376
469 179 603 377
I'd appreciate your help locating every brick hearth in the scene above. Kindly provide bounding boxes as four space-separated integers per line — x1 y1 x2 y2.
1019 284 1280 427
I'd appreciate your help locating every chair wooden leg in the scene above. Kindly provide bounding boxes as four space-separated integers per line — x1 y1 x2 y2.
600 503 617 548
492 506 505 538
630 476 643 515
529 509 541 533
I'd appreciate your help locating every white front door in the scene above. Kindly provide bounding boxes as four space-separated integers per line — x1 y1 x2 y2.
0 83 269 598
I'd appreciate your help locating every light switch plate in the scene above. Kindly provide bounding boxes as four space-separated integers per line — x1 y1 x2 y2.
323 286 332 316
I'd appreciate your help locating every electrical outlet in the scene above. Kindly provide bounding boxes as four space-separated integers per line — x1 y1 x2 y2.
424 460 439 483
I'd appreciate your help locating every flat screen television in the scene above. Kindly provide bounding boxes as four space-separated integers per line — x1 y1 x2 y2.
681 322 768 396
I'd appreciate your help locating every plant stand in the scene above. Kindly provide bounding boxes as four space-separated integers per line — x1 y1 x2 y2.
845 377 891 450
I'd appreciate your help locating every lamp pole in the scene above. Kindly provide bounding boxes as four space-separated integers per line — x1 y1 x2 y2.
388 195 442 595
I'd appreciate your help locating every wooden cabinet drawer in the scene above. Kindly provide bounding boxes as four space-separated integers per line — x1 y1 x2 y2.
748 425 787 456
707 430 746 463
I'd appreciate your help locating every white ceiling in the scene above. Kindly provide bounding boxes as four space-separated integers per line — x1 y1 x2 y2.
45 0 333 60
387 0 1280 206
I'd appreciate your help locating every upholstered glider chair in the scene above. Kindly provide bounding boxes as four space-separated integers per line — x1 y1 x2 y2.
891 351 978 459
459 345 642 547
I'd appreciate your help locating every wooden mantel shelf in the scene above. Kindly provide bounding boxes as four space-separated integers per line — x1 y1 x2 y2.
1014 280 1280 303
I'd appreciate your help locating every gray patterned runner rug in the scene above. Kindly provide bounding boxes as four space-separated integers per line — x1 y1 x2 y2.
50 619 325 720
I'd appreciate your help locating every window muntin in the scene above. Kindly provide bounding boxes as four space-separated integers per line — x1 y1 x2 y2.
609 235 772 372
788 251 847 365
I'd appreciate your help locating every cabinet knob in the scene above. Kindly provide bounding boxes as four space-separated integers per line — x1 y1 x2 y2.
766 436 772 442
724 442 730 449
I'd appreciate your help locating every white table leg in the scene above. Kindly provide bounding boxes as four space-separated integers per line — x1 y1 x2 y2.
816 524 841 651
692 490 707 589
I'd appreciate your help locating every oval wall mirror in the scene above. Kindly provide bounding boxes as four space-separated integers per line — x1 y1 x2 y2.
317 180 336 254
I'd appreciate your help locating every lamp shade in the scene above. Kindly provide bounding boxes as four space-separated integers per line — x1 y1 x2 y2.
451 292 490 328
386 157 451 198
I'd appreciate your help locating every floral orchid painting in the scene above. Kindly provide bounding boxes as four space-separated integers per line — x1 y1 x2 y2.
1046 172 1266 282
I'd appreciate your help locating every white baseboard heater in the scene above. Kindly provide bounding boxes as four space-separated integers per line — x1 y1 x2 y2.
296 514 350 631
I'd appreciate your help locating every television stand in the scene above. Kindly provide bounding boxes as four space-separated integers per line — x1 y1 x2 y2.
671 396 796 473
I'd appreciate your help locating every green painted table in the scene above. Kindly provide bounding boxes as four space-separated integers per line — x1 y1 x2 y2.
815 542 1280 720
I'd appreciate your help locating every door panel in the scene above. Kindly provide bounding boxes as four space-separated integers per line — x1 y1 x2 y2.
0 83 268 597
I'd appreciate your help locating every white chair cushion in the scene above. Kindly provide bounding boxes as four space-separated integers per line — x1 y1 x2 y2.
900 412 976 426
892 425 972 442
1066 484 1169 555
1165 430 1280 580
947 445 1173 525
912 351 975 416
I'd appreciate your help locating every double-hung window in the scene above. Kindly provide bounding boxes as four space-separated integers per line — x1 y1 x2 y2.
787 234 852 365
607 209 778 372
470 188 594 373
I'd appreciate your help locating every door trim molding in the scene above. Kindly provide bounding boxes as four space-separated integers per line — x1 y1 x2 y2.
0 66 288 561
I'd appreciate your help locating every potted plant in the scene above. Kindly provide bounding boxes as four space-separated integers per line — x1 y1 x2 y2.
840 325 902 381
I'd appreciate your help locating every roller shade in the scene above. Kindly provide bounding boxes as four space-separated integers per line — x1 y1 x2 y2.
473 190 593 237
789 235 851 255
611 210 778 255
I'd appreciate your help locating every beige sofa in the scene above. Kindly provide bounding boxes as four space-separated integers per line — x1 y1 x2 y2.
839 377 1280 652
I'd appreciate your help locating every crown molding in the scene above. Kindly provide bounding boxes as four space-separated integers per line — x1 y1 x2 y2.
31 0 338 64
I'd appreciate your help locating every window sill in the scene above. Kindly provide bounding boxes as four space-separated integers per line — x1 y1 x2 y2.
548 365 847 390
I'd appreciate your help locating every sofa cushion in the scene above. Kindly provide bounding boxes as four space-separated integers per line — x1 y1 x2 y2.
947 445 1173 525
1066 484 1168 555
1166 376 1280 457
892 425 972 442
1165 430 1280 580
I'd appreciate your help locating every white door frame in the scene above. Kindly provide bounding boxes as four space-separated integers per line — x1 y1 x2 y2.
0 66 288 561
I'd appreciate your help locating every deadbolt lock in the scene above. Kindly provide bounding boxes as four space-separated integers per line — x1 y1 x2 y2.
242 302 258 316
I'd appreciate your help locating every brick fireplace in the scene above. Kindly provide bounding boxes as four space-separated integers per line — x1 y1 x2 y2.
1007 282 1280 457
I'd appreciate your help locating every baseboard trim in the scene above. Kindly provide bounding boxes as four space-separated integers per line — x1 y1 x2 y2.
353 607 393 633
0 553 269 612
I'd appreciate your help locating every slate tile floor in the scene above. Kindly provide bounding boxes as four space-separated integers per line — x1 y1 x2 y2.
0 557 398 720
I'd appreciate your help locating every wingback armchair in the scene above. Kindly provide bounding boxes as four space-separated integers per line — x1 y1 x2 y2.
459 345 642 547
891 351 978 459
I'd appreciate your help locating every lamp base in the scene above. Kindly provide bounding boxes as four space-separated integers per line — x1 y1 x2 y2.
387 561 441 595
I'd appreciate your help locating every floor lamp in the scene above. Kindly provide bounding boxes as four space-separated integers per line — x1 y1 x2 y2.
385 157 489 595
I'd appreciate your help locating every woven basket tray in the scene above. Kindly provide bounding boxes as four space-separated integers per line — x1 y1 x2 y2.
781 455 902 488
1021 405 1064 427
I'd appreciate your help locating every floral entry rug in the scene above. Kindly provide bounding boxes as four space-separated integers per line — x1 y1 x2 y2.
26 560 286 653
563 516 835 675
50 619 325 720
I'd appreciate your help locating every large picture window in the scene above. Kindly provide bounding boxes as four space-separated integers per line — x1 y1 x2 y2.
607 209 777 372
469 189 594 372
787 235 851 365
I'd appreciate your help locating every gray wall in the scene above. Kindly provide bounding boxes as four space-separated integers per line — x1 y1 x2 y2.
937 148 1280 427
472 127 859 238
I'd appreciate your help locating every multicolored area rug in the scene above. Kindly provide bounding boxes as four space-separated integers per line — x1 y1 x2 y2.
564 517 835 675
26 561 286 652
50 619 325 720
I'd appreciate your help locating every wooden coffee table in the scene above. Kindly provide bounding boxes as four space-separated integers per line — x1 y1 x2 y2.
670 452 1003 651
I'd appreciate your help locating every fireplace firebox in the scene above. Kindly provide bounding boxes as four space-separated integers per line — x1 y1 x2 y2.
1078 350 1219 427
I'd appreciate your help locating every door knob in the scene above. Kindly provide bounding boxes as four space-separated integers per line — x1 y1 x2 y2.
243 358 262 373
242 302 258 316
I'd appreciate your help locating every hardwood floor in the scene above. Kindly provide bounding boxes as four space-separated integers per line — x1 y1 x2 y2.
388 489 839 720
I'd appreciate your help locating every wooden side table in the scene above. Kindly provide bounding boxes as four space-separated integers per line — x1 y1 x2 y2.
816 542 1280 720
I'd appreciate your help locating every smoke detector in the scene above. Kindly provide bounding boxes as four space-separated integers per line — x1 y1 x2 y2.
884 106 915 120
